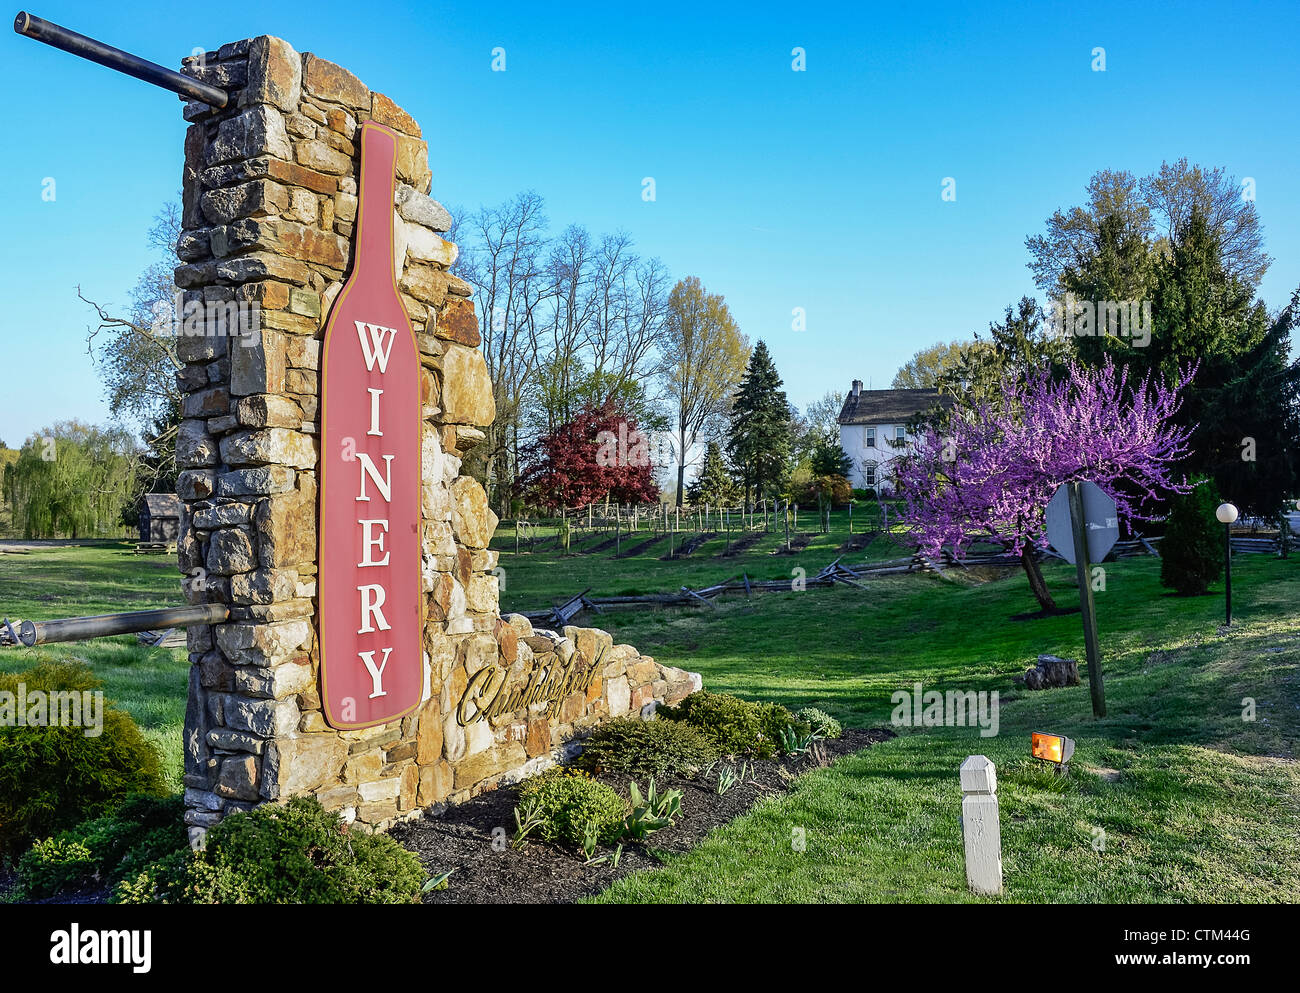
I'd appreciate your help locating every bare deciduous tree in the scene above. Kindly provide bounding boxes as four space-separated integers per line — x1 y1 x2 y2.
660 277 750 506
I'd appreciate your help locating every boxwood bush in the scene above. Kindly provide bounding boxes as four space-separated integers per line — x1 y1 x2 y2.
114 795 425 904
659 691 804 758
577 717 718 777
0 661 166 859
795 707 843 739
515 768 628 848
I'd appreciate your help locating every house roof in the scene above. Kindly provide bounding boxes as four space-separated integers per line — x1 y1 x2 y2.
837 387 949 425
142 493 182 517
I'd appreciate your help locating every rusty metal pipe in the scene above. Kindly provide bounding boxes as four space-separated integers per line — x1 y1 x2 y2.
13 10 228 107
16 603 230 647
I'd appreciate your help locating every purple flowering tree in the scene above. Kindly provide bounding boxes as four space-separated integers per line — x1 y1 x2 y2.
894 357 1195 613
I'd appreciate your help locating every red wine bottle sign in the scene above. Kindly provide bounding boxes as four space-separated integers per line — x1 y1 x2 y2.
318 122 423 730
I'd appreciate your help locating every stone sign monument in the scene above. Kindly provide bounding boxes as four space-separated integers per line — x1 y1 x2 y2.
172 36 700 839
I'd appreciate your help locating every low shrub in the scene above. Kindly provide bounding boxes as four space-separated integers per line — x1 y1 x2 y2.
0 661 167 859
576 717 718 777
15 794 185 899
14 836 95 899
660 691 804 758
515 768 628 848
795 707 843 739
758 702 804 753
113 796 425 904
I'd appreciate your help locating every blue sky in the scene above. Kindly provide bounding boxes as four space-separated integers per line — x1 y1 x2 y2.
2 0 1297 446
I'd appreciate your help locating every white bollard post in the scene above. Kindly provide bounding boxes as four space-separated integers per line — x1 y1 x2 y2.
960 755 1003 895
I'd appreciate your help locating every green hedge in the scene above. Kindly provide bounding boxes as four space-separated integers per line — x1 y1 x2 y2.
1161 478 1224 596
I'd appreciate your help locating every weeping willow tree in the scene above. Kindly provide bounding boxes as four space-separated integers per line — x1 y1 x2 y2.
2 421 139 538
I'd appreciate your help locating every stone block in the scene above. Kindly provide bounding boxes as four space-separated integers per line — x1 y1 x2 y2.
296 138 352 175
230 327 286 397
177 469 217 501
201 179 290 225
371 92 421 136
302 53 370 109
209 106 292 165
205 527 257 575
453 742 526 790
215 754 260 801
219 428 316 468
440 342 496 426
254 475 317 568
243 36 302 113
435 296 480 347
395 184 451 231
235 394 303 428
216 466 296 496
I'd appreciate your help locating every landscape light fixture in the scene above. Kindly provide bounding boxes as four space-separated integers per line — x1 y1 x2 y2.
1031 731 1075 773
1216 502 1238 626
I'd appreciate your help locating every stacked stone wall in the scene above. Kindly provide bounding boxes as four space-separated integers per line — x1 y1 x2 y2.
174 37 699 838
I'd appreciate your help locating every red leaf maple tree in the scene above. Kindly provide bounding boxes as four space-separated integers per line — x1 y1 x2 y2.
517 400 661 511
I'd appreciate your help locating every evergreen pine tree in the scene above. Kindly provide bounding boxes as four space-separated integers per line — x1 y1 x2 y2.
1160 478 1224 596
1145 206 1300 510
810 434 852 478
1201 290 1300 518
687 441 739 506
726 341 791 510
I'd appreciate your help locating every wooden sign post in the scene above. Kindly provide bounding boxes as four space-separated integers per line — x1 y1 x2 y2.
1068 483 1106 718
1045 480 1118 719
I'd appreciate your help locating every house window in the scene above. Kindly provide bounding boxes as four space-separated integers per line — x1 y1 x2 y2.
864 461 878 487
865 427 876 448
896 426 906 444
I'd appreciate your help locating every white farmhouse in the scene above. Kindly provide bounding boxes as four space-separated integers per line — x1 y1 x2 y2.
837 381 946 493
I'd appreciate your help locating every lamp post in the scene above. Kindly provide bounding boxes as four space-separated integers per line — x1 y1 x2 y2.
1216 502 1239 625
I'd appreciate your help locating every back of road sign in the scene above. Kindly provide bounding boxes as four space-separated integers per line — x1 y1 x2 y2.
1045 481 1119 564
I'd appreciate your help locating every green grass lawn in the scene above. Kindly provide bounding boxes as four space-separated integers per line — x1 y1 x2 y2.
583 554 1300 903
0 541 190 789
2 534 1297 903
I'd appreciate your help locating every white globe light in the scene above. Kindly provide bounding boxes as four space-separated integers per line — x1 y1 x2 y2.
1216 502 1239 524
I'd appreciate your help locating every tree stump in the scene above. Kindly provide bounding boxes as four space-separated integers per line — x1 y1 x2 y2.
1017 654 1081 690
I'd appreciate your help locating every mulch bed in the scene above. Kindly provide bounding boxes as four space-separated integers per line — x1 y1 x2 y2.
838 531 882 552
0 869 111 905
391 726 894 904
719 530 765 558
664 531 716 559
772 532 814 555
618 534 667 558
